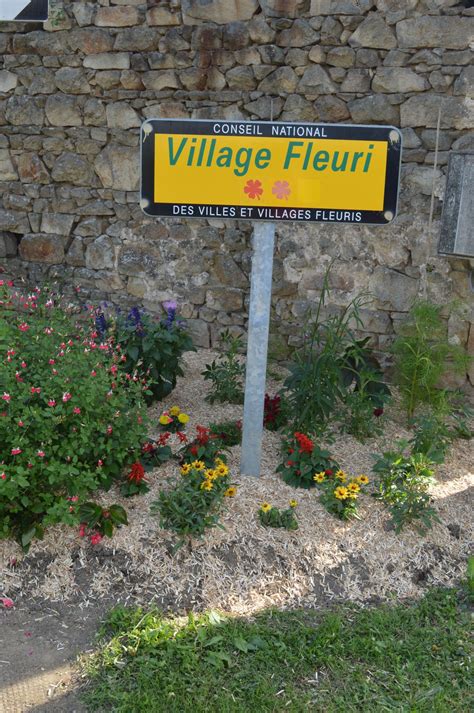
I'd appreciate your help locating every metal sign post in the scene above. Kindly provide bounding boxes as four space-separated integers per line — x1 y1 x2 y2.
240 222 275 477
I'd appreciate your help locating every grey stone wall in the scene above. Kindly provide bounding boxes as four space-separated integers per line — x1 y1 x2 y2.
0 1 473 386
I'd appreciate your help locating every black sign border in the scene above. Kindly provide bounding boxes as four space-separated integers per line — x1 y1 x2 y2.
141 119 402 225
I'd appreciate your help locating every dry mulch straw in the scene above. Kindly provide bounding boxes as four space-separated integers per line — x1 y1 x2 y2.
1 350 472 615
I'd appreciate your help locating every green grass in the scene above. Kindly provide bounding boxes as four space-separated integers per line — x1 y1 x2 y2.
82 588 472 713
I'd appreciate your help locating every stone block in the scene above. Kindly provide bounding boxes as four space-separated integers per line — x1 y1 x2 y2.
71 2 95 27
248 16 275 43
106 102 141 129
51 153 92 185
147 7 181 26
244 96 284 119
298 65 336 94
372 67 428 93
326 47 355 68
314 96 350 121
226 66 256 90
114 28 158 52
182 0 259 25
341 69 371 93
45 95 82 127
278 20 319 48
55 68 90 94
95 145 139 192
311 0 374 12
0 210 29 234
66 237 85 267
223 21 250 49
68 29 114 54
85 235 115 270
5 96 44 126
206 287 243 311
16 153 50 184
40 214 75 236
370 267 419 312
95 6 140 27
258 66 299 93
214 254 248 288
185 318 210 348
0 70 18 93
397 17 474 50
281 94 315 121
0 233 17 258
83 53 130 70
0 149 18 181
401 95 474 130
454 66 474 99
259 0 305 17
143 70 179 91
19 234 65 264
349 15 396 49
349 94 399 124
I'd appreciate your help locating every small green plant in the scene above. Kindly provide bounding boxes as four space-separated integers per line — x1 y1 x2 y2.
372 444 440 534
409 411 453 464
392 302 470 422
140 437 174 471
339 380 385 442
151 459 235 549
209 419 242 447
467 557 474 600
105 302 195 404
283 264 372 435
276 431 339 489
202 329 245 404
78 502 128 541
317 471 370 521
258 501 298 530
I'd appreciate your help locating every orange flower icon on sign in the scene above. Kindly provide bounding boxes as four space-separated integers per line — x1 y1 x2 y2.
272 180 291 200
244 179 263 200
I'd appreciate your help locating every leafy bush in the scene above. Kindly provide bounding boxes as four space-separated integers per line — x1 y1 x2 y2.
392 302 470 422
209 419 242 447
151 459 235 548
100 302 194 404
0 284 147 548
409 411 453 464
258 501 298 530
79 502 128 541
276 432 339 489
202 329 245 404
372 445 439 534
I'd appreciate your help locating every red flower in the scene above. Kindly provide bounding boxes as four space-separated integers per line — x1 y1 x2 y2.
190 445 198 456
79 524 86 537
244 179 263 200
18 322 29 332
373 408 384 417
325 469 333 476
73 407 81 414
11 448 22 455
177 432 187 443
90 533 102 545
294 432 314 454
128 461 145 483
158 432 171 446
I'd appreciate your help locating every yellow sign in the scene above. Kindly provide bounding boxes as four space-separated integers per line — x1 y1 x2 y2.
141 120 402 224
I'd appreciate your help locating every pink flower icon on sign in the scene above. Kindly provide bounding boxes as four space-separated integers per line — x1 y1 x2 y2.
244 179 263 200
272 180 291 200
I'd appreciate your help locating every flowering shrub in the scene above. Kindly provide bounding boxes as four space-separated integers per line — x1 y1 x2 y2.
180 425 226 468
209 419 242 447
276 432 339 489
151 458 235 548
0 283 147 548
97 302 194 404
314 470 370 521
263 394 288 432
121 462 148 497
158 405 189 432
79 502 128 540
258 500 298 530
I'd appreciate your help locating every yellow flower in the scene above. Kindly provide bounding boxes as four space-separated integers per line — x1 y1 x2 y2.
200 480 213 491
180 463 192 475
191 460 205 471
169 406 181 416
347 482 360 493
216 463 229 477
313 472 325 483
289 500 298 508
335 470 347 482
224 486 237 498
214 457 224 466
357 474 369 485
260 502 272 513
334 486 349 500
347 492 358 499
159 414 172 426
205 468 218 480
178 413 189 424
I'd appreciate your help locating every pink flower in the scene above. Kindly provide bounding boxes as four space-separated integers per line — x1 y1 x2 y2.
21 361 26 368
73 407 81 415
18 323 29 332
272 180 291 200
15 373 23 382
44 327 53 335
52 369 58 376
110 365 118 375
45 299 53 308
62 392 72 403
90 370 97 377
47 399 56 407
1 393 10 402
7 349 15 357
90 533 102 545
31 387 41 395
1 473 6 480
37 450 45 458
106 425 113 435
97 459 103 467
18 421 24 427
1 598 14 608
79 523 86 538
11 448 21 455
49 359 55 365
